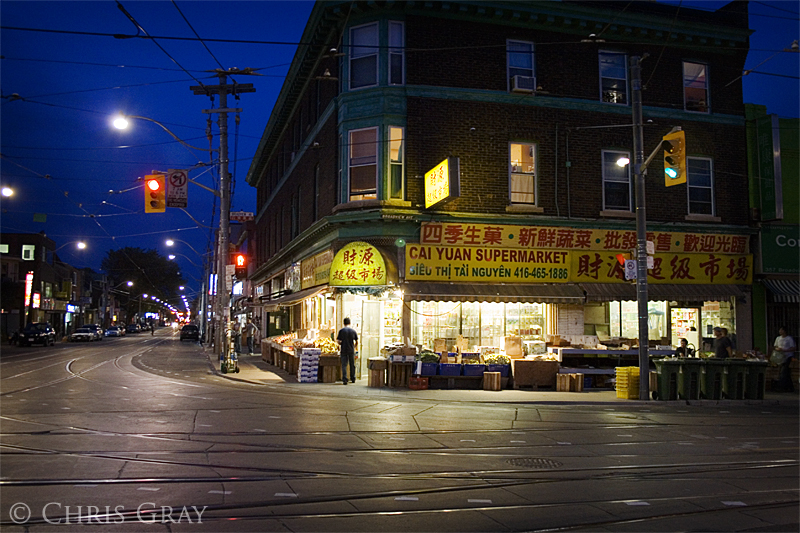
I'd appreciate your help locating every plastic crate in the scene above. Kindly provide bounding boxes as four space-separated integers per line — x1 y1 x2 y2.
463 364 486 376
439 363 462 376
420 362 438 376
486 364 510 377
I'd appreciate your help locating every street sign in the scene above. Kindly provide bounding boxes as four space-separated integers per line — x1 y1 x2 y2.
624 259 637 280
646 240 654 255
646 255 654 270
167 169 188 208
230 211 254 222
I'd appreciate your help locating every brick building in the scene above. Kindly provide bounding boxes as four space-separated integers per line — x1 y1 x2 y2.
246 1 755 376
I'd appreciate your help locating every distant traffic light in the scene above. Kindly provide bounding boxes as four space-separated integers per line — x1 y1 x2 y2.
144 175 166 213
662 130 686 187
234 253 247 279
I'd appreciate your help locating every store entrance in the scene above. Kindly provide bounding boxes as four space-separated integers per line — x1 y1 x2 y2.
670 307 700 352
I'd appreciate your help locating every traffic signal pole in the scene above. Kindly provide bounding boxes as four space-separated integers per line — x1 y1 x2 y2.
191 70 255 359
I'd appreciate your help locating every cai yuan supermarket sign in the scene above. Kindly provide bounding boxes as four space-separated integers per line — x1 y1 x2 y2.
405 245 752 285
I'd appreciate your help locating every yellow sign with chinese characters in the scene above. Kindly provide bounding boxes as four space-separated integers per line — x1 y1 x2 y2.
330 242 388 286
420 222 750 254
424 158 460 208
301 249 333 289
405 243 752 285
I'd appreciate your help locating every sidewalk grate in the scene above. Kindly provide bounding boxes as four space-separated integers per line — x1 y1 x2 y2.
506 457 562 469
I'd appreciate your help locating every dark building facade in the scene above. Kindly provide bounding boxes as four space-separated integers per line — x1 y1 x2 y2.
246 1 755 374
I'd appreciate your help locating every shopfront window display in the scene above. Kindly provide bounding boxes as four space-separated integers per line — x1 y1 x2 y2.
410 301 553 352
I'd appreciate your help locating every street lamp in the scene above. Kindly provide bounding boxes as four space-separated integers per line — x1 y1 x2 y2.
112 114 216 153
55 241 87 252
1 187 13 197
168 252 200 268
165 238 204 258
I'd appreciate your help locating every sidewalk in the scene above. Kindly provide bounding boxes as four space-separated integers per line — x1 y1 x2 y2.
205 349 799 406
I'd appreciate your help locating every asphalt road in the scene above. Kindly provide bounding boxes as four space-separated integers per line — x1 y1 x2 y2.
1 329 798 532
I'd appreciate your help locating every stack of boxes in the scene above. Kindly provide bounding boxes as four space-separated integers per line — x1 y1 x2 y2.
298 348 320 383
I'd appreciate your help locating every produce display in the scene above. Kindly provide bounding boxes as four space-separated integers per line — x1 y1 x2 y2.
418 350 440 363
272 332 297 345
483 353 511 365
313 337 338 353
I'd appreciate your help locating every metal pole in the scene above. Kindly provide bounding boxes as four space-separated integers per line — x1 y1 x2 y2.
630 55 650 401
216 72 231 359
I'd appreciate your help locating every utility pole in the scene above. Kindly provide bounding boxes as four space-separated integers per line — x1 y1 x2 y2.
631 55 650 401
191 69 256 359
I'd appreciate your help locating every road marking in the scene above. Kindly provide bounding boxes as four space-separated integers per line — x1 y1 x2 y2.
395 496 418 501
138 487 160 492
269 416 281 419
210 410 221 413
275 493 297 498
61 407 71 410
389 437 405 440
468 499 492 504
208 490 231 495
510 440 526 443
74 484 97 488
253 429 267 432
460 439 476 442
625 501 650 506
557 442 572 445
618 435 633 437
199 424 212 427
722 501 747 507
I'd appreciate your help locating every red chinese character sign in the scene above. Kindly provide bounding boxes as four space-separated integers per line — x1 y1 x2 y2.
330 242 390 287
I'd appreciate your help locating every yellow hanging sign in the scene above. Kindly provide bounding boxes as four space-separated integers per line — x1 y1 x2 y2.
330 242 388 286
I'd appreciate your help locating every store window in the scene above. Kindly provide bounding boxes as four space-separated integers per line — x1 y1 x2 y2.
683 61 708 113
348 127 378 201
608 300 667 341
602 150 632 211
507 40 535 91
599 50 627 104
389 21 405 85
350 23 378 89
510 142 536 205
388 126 404 199
410 301 554 353
687 157 714 216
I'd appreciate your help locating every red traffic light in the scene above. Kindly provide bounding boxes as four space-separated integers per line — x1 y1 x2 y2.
235 254 245 267
146 179 161 192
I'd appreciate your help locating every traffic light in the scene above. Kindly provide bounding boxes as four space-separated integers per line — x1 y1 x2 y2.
234 253 247 279
662 130 686 187
144 175 166 213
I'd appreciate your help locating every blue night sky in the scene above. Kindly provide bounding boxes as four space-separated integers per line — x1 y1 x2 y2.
1 1 798 299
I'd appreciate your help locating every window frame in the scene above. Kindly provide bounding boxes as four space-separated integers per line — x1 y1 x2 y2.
599 50 628 105
683 61 709 113
509 142 537 205
22 244 35 261
686 156 715 216
388 21 405 86
388 126 404 200
348 126 378 202
349 22 379 90
507 39 535 91
601 150 632 211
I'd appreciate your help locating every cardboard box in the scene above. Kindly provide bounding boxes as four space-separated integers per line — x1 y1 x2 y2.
505 336 523 358
434 338 447 354
456 335 469 353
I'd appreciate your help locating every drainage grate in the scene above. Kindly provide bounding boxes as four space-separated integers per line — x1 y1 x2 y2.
506 457 562 469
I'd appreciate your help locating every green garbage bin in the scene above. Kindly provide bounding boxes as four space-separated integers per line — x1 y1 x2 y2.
680 358 702 400
723 360 748 400
700 359 726 400
744 360 768 400
653 358 682 401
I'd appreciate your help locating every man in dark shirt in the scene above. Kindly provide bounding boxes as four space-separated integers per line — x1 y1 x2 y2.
336 318 358 385
713 327 732 359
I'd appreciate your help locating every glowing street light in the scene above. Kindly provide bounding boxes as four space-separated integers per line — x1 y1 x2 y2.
2 187 13 197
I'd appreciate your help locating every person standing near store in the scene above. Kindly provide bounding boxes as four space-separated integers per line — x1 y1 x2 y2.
713 327 732 359
232 321 242 354
675 338 695 358
244 318 260 355
336 318 358 385
773 326 796 392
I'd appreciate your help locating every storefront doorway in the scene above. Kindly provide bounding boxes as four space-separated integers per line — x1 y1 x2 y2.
670 307 700 352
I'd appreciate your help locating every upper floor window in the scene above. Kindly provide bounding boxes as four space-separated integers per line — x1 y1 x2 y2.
602 150 632 211
350 23 378 89
687 157 714 215
389 22 405 85
507 40 535 92
0 244 8 254
22 244 35 261
388 127 404 199
683 61 708 113
348 127 378 201
599 51 627 104
510 143 536 205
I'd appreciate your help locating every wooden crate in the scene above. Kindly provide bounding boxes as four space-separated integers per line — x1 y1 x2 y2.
484 372 501 391
368 368 385 388
512 360 559 389
321 365 342 383
569 373 584 392
388 362 414 388
557 373 571 391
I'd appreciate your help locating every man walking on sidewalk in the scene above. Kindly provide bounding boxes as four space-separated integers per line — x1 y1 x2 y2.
336 318 358 385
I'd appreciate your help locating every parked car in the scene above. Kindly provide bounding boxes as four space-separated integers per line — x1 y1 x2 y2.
126 324 141 334
71 327 97 342
19 322 56 346
180 324 200 342
85 324 103 341
105 326 124 337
